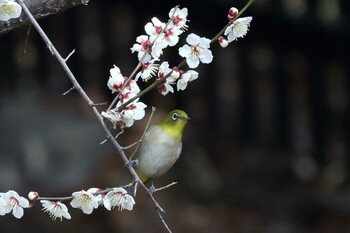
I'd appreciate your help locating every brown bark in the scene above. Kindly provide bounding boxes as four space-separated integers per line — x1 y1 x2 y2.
0 0 89 36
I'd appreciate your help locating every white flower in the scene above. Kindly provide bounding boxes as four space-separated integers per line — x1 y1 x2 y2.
145 17 165 42
41 200 71 221
122 78 141 95
157 61 176 96
0 190 29 219
131 35 152 63
135 59 159 81
117 100 147 127
103 188 135 211
107 65 125 93
0 0 22 21
179 33 213 68
224 16 252 42
168 7 188 32
70 188 102 214
150 39 167 60
107 65 140 96
163 27 181 47
0 197 6 216
177 70 199 91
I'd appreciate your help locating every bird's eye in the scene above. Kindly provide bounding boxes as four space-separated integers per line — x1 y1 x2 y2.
172 113 179 121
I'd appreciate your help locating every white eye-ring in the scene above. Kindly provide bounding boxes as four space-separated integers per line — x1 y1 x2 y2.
172 113 179 121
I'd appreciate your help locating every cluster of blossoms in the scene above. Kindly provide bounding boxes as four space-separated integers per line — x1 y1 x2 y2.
102 6 252 128
102 65 147 128
0 0 21 21
132 7 210 95
0 188 135 220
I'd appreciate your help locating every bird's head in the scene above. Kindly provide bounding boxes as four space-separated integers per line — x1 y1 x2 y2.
158 109 190 140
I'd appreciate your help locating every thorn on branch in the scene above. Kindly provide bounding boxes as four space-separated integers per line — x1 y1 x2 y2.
99 138 107 145
90 101 108 107
62 86 75 95
64 49 75 62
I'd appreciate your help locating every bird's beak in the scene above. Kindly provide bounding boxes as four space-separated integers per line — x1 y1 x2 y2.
183 116 190 121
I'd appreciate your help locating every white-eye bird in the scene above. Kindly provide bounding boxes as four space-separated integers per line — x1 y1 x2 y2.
133 109 190 183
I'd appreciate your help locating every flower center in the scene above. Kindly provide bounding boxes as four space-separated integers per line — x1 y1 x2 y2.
191 45 201 56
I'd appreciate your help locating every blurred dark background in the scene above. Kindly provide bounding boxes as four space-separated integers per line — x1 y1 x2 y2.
1 0 350 232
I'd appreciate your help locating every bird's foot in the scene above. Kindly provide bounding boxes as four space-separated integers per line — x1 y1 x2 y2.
148 181 156 195
125 159 138 168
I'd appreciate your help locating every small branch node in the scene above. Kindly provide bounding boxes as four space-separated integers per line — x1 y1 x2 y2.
48 43 55 55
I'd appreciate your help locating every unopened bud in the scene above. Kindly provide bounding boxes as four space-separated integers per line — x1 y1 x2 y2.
228 7 239 21
28 191 39 201
171 67 180 80
218 36 229 48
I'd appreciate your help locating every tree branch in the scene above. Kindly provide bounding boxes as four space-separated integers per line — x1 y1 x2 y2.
16 0 172 232
0 0 90 36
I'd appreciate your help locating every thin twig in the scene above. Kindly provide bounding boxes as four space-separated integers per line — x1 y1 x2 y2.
154 182 177 192
157 210 173 233
65 49 75 62
62 86 75 95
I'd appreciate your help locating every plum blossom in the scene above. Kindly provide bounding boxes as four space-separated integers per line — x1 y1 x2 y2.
168 7 188 32
0 190 29 219
178 33 213 68
177 70 199 91
117 97 147 128
224 16 252 42
163 27 181 47
135 59 159 81
107 65 140 95
0 197 5 216
70 188 102 214
107 65 125 94
41 200 71 221
0 0 22 21
103 188 135 211
145 17 165 42
156 61 177 96
130 35 153 63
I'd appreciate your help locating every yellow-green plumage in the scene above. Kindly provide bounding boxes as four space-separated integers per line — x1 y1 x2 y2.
134 109 189 183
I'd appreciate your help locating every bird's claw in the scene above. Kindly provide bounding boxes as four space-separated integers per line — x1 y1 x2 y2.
148 184 156 195
125 159 138 168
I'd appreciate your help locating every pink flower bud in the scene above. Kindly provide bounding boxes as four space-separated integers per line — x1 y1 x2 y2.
218 36 229 48
228 7 239 21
